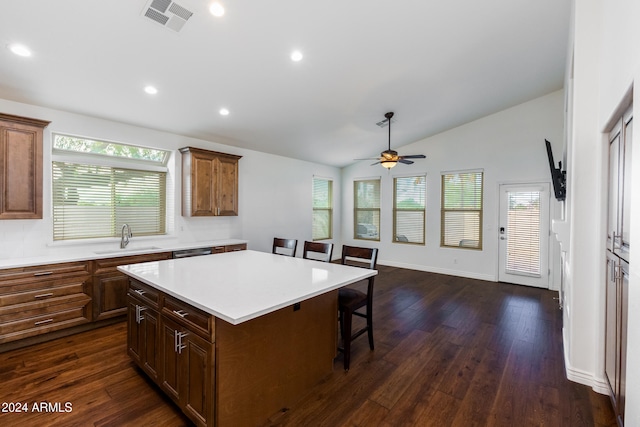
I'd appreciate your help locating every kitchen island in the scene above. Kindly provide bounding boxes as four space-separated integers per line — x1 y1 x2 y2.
118 250 377 427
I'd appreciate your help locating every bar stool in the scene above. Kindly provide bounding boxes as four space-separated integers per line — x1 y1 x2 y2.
338 245 378 370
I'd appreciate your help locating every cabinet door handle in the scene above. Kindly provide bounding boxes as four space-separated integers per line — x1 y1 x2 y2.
174 331 188 354
172 309 188 318
134 289 146 296
35 318 54 326
34 292 54 299
33 271 54 277
136 305 147 324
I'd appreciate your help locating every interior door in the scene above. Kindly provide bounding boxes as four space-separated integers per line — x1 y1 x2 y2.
498 183 550 288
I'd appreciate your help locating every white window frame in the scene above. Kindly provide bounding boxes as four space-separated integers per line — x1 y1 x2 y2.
51 133 170 241
440 169 484 250
393 174 426 245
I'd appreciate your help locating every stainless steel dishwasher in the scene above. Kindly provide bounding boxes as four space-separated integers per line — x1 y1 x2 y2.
172 247 213 258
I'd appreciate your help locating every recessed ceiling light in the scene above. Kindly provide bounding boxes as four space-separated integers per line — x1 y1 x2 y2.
144 85 158 95
219 108 230 116
290 50 303 62
8 43 32 57
209 2 225 17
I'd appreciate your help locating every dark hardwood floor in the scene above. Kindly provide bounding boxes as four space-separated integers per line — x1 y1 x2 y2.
0 266 616 426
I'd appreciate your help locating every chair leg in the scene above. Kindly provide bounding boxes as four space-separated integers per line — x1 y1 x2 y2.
343 310 353 371
367 309 374 350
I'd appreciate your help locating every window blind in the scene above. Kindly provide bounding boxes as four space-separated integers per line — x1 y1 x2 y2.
52 162 166 241
312 178 332 240
441 171 483 249
393 175 426 244
354 179 380 241
505 191 541 275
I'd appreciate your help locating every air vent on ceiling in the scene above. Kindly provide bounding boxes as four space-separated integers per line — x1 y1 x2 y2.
376 117 396 128
142 0 193 32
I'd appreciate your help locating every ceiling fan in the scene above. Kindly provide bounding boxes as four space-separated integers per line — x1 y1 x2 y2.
361 112 426 169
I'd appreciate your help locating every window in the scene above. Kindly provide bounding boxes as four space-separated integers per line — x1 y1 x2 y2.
394 175 426 244
441 170 483 249
52 134 169 241
354 179 380 241
312 177 332 240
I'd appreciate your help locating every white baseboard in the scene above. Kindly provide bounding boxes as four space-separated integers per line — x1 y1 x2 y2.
562 327 611 395
378 259 496 282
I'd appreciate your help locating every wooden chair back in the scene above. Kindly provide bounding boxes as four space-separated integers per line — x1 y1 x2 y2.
302 241 334 262
272 238 298 257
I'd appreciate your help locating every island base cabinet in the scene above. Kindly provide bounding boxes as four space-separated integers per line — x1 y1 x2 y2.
126 278 337 427
160 316 214 427
127 294 160 382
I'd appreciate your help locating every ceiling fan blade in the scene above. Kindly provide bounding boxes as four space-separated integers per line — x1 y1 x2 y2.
355 158 382 161
370 160 382 166
399 154 426 159
399 159 414 165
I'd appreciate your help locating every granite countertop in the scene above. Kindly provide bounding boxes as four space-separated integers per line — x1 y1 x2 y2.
0 239 248 270
118 250 377 325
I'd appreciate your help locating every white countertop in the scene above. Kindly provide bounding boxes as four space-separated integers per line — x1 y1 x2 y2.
117 250 377 325
0 239 248 269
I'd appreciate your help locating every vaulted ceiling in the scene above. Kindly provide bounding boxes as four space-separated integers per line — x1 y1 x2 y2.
0 0 571 167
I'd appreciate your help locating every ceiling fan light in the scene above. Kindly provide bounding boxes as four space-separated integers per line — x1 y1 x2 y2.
381 160 397 169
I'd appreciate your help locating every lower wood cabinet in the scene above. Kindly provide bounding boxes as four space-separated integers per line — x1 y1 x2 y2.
160 316 214 427
128 280 215 427
127 290 161 382
0 261 91 345
605 251 629 426
92 252 172 321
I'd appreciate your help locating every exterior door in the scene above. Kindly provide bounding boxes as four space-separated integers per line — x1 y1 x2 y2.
498 183 550 288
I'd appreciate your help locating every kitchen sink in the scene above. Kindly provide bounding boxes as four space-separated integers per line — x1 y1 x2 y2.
94 246 162 255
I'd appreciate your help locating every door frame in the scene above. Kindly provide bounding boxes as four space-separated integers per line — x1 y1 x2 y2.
496 181 551 289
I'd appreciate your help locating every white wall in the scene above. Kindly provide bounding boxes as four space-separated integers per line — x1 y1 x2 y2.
564 0 640 423
341 91 564 283
0 97 342 259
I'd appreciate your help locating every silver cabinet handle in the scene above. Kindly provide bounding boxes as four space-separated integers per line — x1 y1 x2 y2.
35 318 54 326
34 292 54 299
172 309 188 318
134 289 146 296
174 330 188 354
135 305 147 324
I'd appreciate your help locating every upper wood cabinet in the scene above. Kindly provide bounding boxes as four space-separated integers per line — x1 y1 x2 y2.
180 147 241 217
0 113 50 219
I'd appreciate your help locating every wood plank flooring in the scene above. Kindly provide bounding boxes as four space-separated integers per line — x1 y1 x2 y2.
0 266 616 426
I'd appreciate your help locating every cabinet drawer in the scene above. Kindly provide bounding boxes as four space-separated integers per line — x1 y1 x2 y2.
0 308 90 344
0 293 91 323
0 282 86 308
212 246 226 254
93 252 171 275
225 243 246 252
163 296 214 341
0 262 90 295
0 306 88 336
129 280 160 309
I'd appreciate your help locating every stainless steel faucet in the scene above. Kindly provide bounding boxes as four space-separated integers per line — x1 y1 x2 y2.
120 224 132 248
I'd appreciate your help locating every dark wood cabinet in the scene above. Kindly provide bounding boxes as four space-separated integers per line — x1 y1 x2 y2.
605 252 629 427
180 147 241 217
0 113 49 219
0 261 91 344
127 293 160 382
160 315 214 427
127 281 215 427
92 252 171 321
605 105 632 426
